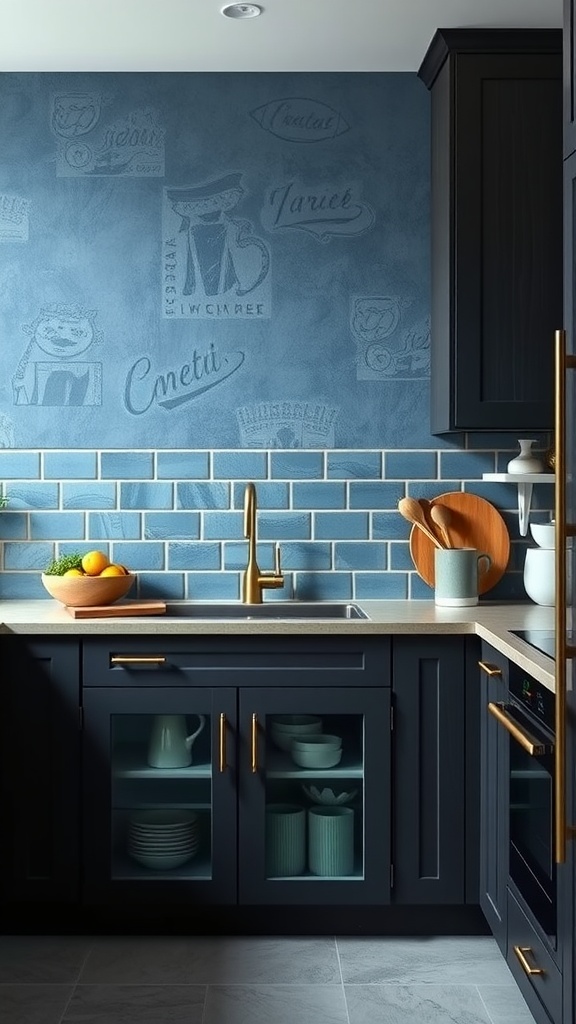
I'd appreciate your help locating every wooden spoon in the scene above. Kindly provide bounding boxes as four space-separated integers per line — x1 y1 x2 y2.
398 497 445 549
430 504 453 548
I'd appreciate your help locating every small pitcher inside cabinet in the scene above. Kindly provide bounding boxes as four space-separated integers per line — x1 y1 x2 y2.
147 713 206 768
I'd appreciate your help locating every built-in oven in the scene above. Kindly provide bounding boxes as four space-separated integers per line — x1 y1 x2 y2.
488 663 556 942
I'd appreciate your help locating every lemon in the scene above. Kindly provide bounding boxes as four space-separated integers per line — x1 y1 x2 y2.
63 568 85 577
99 563 126 577
81 550 110 576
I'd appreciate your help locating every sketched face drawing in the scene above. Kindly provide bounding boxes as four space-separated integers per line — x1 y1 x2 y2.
52 95 101 138
33 315 95 358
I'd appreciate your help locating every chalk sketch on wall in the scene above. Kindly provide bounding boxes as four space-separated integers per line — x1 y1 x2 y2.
351 297 430 380
250 97 350 143
12 305 103 407
262 180 374 242
0 194 30 242
0 415 15 447
123 343 245 416
237 401 339 448
163 174 271 319
51 95 165 177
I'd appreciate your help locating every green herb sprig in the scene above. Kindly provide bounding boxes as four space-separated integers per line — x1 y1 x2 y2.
44 552 84 576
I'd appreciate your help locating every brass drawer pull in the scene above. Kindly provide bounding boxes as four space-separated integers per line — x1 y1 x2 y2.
478 661 502 677
514 945 545 976
219 713 227 773
110 656 166 665
488 702 547 756
251 713 258 773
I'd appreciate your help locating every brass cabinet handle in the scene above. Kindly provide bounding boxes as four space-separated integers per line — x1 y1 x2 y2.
251 713 258 773
219 713 227 773
478 661 502 677
513 945 544 977
554 329 576 862
110 656 166 665
487 702 547 756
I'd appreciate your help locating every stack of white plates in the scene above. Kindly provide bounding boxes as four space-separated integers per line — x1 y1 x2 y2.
127 809 200 869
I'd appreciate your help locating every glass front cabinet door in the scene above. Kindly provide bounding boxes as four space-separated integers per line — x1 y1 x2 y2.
82 686 238 905
82 681 391 907
238 686 391 905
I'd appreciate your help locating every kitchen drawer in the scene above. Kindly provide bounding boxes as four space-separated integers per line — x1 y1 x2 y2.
507 889 562 1024
82 636 392 688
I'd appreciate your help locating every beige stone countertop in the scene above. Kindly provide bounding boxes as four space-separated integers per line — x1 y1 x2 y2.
0 598 556 690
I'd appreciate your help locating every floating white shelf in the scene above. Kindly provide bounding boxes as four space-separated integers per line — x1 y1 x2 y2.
482 473 555 536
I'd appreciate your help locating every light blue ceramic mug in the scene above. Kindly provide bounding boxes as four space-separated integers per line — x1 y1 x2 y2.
434 547 491 607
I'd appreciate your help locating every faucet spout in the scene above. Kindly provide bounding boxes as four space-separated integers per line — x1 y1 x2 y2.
241 481 284 603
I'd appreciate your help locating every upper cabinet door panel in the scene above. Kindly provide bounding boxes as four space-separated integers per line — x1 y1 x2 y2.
420 30 562 434
564 0 576 157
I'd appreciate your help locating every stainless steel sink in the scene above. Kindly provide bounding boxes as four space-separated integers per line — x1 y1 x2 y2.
164 602 369 620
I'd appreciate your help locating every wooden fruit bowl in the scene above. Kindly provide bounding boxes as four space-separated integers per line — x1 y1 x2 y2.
41 572 135 607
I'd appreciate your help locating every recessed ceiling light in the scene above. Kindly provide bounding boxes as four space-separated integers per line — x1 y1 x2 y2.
221 3 263 18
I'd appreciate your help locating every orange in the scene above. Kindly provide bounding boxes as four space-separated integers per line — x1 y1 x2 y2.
81 550 110 576
63 568 85 577
99 563 126 577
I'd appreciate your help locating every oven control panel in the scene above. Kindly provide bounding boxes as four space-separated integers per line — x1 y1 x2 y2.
509 663 555 732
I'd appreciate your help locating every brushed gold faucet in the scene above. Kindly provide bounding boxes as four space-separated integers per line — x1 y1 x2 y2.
242 482 284 603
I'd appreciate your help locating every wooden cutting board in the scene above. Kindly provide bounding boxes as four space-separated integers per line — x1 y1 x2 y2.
65 600 167 619
409 491 510 594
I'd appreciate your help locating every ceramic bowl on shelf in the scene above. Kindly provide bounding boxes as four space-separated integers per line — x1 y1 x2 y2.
291 746 343 770
301 785 357 805
291 734 342 752
270 715 323 752
41 571 135 607
529 522 555 549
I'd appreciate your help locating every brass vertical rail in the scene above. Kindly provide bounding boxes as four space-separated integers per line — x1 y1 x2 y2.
554 329 576 863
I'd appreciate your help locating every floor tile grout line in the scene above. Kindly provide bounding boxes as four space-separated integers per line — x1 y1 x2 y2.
56 941 95 1024
475 984 499 1024
334 936 352 1024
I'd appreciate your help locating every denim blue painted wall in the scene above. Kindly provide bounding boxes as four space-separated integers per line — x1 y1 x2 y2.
0 73 554 601
0 72 429 450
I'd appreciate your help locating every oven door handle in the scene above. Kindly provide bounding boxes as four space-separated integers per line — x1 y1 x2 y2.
487 702 548 756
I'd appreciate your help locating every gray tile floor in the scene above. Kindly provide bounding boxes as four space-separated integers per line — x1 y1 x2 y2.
0 934 537 1024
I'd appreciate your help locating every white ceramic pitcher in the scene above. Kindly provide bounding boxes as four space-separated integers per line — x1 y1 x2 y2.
147 713 206 768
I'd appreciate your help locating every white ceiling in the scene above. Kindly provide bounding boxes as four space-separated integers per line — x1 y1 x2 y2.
0 0 562 72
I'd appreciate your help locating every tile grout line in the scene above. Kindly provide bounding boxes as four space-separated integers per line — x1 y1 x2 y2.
475 984 499 1024
334 936 352 1024
56 939 94 1024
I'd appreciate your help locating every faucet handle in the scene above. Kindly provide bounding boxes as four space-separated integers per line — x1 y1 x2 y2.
274 543 282 576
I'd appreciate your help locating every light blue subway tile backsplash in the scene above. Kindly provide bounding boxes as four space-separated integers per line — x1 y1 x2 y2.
270 452 324 479
168 542 221 571
144 512 200 540
101 452 154 480
4 542 53 570
326 452 382 479
385 451 436 479
293 482 346 510
89 512 141 540
120 482 174 510
0 452 41 479
213 451 267 479
156 451 210 479
0 445 548 603
63 484 117 510
6 483 59 510
335 542 387 571
177 482 230 509
315 512 369 540
44 452 97 479
30 512 85 540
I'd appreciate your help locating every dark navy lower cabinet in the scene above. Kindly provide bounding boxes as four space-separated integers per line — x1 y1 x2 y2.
0 637 81 906
81 635 392 908
478 643 509 952
391 636 471 904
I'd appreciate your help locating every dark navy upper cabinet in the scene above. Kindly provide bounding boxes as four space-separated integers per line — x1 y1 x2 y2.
0 637 81 907
418 29 562 433
564 0 576 156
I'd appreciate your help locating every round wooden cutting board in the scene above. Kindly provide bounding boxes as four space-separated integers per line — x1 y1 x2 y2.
409 491 511 594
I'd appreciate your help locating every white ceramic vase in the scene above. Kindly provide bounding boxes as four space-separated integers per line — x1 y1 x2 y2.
507 439 544 475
